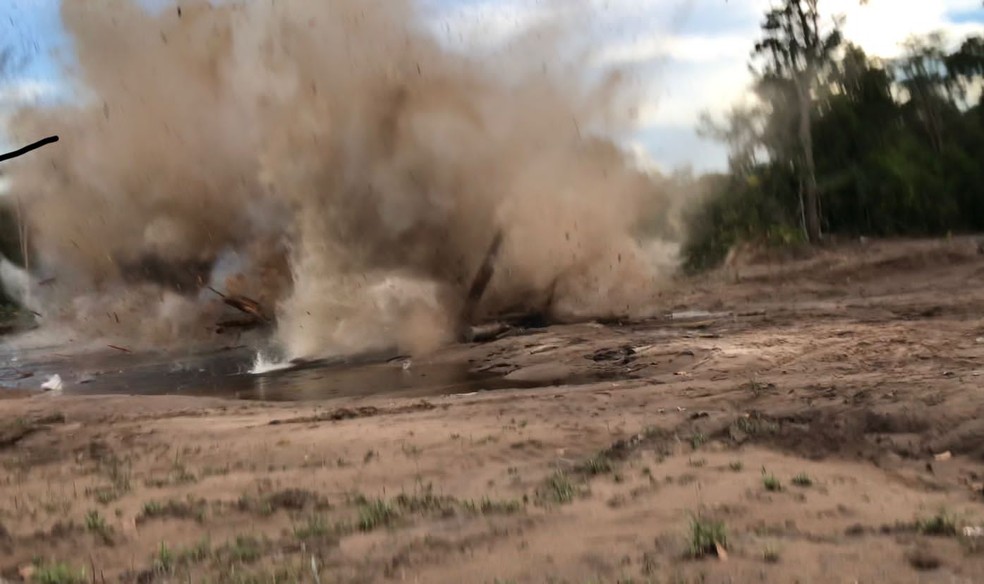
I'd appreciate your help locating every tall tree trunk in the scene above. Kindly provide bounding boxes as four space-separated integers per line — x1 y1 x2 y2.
795 76 822 243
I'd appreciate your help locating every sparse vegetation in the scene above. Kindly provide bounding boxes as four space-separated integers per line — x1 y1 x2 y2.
688 515 728 559
237 494 274 516
743 380 777 397
139 498 207 523
401 442 423 458
792 473 813 487
153 542 174 574
578 454 615 476
395 488 457 516
265 488 330 511
227 535 262 563
690 433 707 450
87 485 124 505
732 416 780 438
84 509 113 543
763 544 780 563
538 471 579 505
358 498 398 531
33 562 88 584
641 551 658 575
762 474 782 492
917 510 958 536
729 461 744 472
178 538 212 564
293 514 333 540
145 461 198 488
478 497 522 515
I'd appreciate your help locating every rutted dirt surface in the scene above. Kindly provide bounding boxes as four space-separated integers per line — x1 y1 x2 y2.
2 237 984 583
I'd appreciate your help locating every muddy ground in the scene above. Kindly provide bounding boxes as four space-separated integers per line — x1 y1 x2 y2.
2 237 984 583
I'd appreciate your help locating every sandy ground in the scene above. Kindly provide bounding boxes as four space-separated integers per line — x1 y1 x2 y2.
2 237 984 583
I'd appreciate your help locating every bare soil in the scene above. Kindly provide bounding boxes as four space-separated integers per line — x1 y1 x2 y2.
2 237 984 583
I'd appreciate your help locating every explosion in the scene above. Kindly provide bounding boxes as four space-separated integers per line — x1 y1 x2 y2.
4 0 678 358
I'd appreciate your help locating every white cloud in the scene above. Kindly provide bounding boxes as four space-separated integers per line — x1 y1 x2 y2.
828 0 984 57
0 79 59 105
597 34 751 65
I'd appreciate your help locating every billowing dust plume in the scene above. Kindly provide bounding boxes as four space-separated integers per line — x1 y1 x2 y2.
5 0 679 358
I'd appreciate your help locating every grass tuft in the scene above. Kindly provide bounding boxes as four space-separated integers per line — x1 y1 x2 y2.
33 562 87 584
917 510 958 536
538 471 579 505
791 473 813 487
762 474 782 492
358 499 398 532
688 515 727 559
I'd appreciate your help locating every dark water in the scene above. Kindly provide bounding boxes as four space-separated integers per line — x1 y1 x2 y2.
0 343 537 401
0 311 726 401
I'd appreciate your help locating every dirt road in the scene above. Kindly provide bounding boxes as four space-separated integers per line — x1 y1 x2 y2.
2 237 984 583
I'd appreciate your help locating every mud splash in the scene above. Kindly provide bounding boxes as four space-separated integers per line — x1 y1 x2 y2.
4 0 678 360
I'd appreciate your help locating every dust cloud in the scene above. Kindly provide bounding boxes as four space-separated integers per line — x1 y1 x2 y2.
4 0 680 358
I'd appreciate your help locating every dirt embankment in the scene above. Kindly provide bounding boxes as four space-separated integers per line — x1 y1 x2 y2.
2 237 984 583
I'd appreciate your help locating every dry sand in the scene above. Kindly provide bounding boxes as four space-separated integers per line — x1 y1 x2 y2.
2 237 984 583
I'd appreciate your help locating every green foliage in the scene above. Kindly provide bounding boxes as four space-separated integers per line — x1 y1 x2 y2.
762 474 782 491
357 498 398 531
682 167 805 271
791 473 813 487
688 516 728 558
537 471 580 505
917 510 958 536
687 20 984 268
33 562 87 584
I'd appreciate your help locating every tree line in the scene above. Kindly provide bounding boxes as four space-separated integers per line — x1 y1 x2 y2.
684 0 984 271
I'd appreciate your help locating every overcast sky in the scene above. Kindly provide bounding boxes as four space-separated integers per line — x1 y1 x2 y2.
1 0 982 172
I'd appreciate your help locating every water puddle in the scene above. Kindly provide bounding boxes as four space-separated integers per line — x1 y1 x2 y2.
0 307 724 401
0 344 579 402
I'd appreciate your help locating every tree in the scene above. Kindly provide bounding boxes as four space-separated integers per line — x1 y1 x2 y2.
696 103 766 177
946 35 984 108
751 0 842 243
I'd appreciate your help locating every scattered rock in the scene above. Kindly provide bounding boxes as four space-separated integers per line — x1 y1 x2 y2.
934 451 952 461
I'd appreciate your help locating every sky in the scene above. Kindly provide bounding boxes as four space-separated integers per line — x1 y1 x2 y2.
0 0 982 172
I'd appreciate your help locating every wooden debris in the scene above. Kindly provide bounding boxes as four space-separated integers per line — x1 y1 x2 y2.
222 294 269 322
458 230 503 339
215 318 265 334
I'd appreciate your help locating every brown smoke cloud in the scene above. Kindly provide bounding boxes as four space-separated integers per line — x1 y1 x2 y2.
5 0 679 358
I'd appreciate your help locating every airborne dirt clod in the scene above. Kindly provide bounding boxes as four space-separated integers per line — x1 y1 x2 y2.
1 238 984 582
